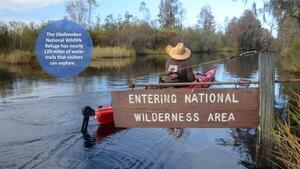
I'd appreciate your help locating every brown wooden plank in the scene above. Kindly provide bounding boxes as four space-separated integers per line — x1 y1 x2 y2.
112 88 259 128
256 52 275 168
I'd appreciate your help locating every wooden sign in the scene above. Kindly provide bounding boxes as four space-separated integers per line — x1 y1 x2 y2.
112 88 259 128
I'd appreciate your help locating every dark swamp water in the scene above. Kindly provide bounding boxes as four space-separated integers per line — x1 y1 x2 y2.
0 53 299 169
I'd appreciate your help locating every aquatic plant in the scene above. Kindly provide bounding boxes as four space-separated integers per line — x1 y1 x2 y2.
269 92 300 169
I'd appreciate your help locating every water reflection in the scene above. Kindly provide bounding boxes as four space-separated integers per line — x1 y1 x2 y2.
0 63 49 78
215 128 257 169
83 123 126 148
225 55 258 78
83 126 189 148
89 57 135 70
167 128 190 140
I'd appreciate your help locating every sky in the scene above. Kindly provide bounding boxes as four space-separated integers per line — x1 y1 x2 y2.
0 0 274 32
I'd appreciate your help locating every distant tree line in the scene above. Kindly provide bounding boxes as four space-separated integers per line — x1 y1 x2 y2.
0 0 268 54
0 21 46 52
244 0 300 73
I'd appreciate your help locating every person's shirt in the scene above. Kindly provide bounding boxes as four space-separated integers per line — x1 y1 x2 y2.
165 58 195 82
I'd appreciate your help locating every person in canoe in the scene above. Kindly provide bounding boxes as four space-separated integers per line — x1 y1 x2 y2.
160 42 195 83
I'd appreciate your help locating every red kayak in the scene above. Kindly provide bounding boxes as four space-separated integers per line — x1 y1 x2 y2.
95 105 113 124
95 67 217 124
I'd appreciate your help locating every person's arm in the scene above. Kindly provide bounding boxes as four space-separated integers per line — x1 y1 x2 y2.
186 61 195 82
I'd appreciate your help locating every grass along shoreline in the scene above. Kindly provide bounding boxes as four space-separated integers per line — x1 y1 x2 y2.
0 50 35 64
0 46 238 64
92 46 135 59
269 92 300 169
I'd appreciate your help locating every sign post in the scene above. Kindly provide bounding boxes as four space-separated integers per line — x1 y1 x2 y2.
112 88 259 128
256 52 275 168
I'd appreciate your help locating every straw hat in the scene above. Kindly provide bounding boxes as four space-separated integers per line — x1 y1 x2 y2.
165 45 173 54
168 43 191 60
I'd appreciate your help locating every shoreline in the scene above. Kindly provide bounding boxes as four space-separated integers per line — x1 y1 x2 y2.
1 48 299 74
